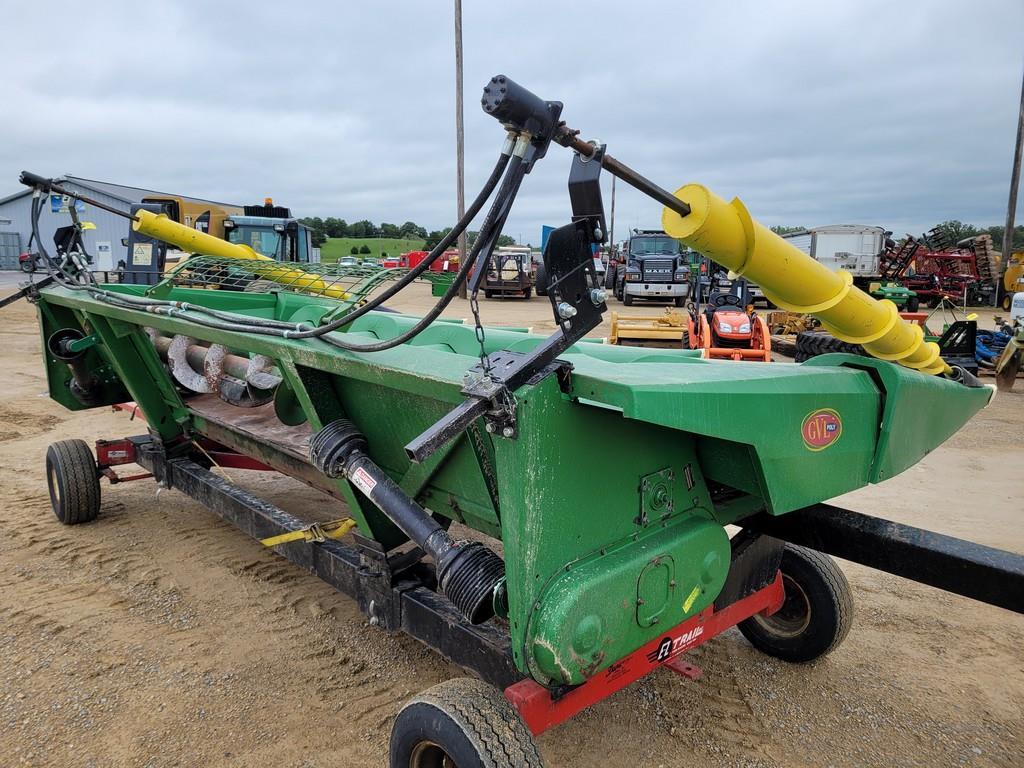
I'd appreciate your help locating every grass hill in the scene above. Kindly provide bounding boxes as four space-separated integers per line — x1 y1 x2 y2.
320 237 426 263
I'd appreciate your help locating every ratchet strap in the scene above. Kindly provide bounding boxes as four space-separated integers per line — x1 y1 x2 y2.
260 518 357 548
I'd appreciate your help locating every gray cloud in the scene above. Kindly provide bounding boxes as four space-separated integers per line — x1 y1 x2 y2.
2 0 1021 245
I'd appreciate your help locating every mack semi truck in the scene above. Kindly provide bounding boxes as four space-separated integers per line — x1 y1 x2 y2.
612 228 690 306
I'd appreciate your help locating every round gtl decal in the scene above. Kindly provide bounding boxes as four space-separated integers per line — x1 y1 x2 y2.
801 408 843 451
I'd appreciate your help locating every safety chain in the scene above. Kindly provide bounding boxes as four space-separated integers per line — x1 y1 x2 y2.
469 290 491 374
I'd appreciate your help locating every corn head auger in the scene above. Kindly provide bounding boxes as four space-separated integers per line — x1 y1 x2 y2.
12 76 1024 766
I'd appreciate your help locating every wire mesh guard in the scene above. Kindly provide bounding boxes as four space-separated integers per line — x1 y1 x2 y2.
165 255 405 303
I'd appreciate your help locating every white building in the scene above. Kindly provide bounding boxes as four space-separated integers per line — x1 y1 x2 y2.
0 176 235 271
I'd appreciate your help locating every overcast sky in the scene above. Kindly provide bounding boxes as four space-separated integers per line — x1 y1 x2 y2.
2 1 1022 244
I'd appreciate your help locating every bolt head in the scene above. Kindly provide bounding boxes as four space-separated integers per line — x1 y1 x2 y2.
557 302 578 319
594 227 604 240
485 422 495 433
590 288 607 305
502 426 514 438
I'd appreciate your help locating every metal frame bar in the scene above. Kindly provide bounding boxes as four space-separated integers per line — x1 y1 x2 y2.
128 435 523 689
747 504 1024 613
505 574 785 735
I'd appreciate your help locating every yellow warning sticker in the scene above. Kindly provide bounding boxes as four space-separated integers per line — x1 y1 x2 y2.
683 585 701 613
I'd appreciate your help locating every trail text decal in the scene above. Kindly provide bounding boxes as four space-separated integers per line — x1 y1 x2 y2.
645 626 705 664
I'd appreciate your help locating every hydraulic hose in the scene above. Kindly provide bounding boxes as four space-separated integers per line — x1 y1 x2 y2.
323 143 514 329
22 141 520 350
319 154 527 352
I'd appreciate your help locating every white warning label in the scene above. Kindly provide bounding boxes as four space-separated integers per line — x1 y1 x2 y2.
132 243 153 266
350 466 377 497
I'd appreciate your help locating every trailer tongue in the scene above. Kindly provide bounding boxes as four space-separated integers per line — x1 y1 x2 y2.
13 76 1021 767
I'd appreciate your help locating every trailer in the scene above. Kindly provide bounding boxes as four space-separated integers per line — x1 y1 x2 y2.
11 75 1024 768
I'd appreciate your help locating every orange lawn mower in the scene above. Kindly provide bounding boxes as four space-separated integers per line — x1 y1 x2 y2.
686 280 772 361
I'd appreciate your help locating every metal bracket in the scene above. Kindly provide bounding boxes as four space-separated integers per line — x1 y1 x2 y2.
459 352 573 441
637 467 675 526
404 143 607 465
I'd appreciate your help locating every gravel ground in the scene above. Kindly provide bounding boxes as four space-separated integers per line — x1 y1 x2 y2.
0 279 1022 767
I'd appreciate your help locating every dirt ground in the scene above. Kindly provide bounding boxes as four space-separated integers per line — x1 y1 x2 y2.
1 278 1022 768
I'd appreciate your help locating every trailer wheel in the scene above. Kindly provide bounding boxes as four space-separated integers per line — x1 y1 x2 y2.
390 678 543 768
45 439 101 525
737 545 852 663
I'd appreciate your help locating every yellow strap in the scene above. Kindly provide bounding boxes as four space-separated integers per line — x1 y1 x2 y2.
260 518 357 548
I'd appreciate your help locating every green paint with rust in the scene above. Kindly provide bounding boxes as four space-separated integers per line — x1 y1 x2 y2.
31 282 993 686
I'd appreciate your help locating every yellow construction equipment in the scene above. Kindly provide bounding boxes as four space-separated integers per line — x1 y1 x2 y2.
132 210 350 300
608 308 689 346
663 185 949 375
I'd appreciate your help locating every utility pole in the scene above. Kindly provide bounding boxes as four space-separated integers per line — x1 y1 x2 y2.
999 65 1024 305
455 0 468 299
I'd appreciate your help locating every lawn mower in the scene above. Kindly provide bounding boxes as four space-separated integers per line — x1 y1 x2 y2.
686 279 772 361
8 75 1023 768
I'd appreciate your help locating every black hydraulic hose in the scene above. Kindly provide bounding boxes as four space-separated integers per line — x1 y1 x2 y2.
318 156 527 352
320 147 512 330
26 146 516 345
132 157 529 349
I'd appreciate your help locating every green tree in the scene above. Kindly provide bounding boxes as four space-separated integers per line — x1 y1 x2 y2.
380 222 401 239
350 246 359 255
424 228 453 250
324 217 348 238
359 244 371 255
770 225 806 235
984 225 1024 253
496 234 516 247
350 220 377 238
400 221 428 238
932 220 980 246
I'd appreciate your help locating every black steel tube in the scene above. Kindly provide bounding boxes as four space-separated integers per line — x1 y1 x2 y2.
19 171 139 221
747 504 1024 613
554 131 692 218
342 450 455 563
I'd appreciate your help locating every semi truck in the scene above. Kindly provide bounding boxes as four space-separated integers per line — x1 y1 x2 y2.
613 228 690 306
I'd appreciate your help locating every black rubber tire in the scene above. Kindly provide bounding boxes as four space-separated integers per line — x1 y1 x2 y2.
603 265 616 290
738 545 853 663
523 287 532 299
45 439 100 525
390 678 543 768
793 331 867 363
534 264 548 296
484 290 494 299
623 293 635 307
1003 293 1013 312
21 258 36 273
674 295 686 307
905 295 920 312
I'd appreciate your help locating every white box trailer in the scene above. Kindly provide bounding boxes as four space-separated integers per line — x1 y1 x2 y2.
783 225 887 276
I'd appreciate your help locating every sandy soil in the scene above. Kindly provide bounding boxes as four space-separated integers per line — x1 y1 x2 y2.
1 280 1022 768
